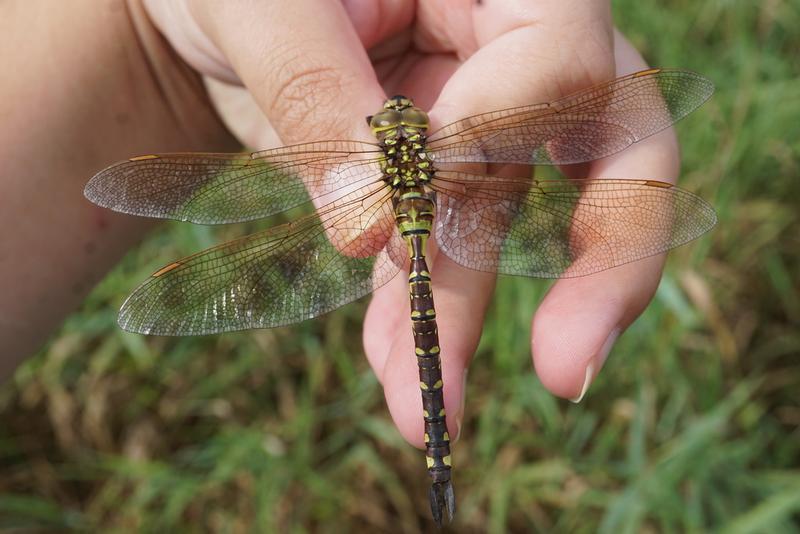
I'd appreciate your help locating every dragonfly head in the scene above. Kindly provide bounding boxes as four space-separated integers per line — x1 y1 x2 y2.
385 95 414 110
368 95 430 139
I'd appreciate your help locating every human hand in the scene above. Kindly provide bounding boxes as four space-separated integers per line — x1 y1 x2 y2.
143 0 678 449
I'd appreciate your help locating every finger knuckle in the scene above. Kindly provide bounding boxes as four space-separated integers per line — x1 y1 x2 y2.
266 51 353 142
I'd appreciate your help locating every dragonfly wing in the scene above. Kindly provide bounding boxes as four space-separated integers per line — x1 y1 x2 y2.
431 171 716 278
118 182 404 335
85 140 383 224
427 69 713 165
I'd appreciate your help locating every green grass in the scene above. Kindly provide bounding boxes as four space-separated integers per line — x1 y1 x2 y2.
2 0 799 531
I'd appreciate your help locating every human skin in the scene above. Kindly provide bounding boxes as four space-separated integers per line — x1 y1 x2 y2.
0 0 677 449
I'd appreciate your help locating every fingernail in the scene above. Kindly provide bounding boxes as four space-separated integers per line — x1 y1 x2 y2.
569 328 620 404
454 369 468 442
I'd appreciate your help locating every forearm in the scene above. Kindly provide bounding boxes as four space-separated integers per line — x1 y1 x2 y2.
0 0 237 378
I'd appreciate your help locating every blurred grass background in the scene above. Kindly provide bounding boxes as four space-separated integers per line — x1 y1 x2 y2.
2 0 799 532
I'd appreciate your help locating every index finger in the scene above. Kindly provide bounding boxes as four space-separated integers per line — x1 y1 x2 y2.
178 0 394 143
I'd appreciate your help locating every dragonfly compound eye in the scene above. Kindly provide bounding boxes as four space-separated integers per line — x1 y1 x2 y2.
369 109 402 132
401 108 430 129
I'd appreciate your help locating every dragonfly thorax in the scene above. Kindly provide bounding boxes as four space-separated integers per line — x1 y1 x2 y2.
369 96 435 189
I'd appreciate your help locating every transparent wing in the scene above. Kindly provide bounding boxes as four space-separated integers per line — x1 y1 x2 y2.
118 182 405 335
431 171 717 278
85 140 383 224
427 69 714 165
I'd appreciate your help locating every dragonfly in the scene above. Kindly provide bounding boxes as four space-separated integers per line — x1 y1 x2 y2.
85 68 715 525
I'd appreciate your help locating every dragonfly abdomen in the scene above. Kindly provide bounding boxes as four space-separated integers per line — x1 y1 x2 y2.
393 186 455 525
407 238 455 525
409 255 451 469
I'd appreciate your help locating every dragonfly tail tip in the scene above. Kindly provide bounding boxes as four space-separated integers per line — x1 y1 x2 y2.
429 480 456 526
